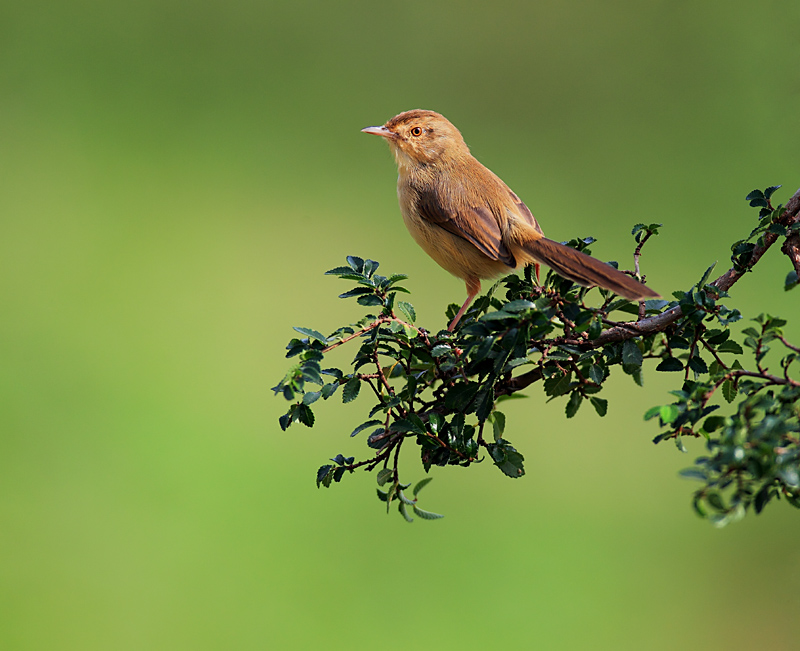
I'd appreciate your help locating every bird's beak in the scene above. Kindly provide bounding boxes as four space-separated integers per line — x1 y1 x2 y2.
361 125 396 139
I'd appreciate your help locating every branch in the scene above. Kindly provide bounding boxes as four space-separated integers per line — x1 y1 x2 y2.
502 187 800 393
596 187 800 346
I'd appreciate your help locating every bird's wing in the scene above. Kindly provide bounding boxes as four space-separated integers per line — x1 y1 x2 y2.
415 188 517 267
507 190 543 235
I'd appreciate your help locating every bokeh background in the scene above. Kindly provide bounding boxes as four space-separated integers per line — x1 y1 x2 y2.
1 1 799 649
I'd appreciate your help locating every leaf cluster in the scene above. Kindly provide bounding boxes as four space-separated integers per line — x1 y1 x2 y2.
274 187 800 525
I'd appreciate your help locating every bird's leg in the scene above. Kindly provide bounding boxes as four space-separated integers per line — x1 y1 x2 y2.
448 277 481 331
533 262 541 285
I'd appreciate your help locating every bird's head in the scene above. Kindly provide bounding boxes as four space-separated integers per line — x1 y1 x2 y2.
362 110 470 171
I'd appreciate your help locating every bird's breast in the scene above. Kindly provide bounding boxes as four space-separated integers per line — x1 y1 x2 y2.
396 178 510 282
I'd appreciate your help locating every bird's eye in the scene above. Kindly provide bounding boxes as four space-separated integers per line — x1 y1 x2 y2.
410 126 423 136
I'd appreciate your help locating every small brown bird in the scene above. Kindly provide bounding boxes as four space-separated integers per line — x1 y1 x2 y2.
362 110 659 330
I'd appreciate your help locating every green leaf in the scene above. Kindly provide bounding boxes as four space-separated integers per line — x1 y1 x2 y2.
444 382 480 411
351 419 382 437
565 391 583 418
622 340 643 368
687 356 708 374
659 404 679 424
321 382 339 399
643 406 661 420
697 261 717 289
316 465 334 488
656 357 683 372
487 441 525 478
702 415 726 433
430 344 451 357
292 326 327 344
717 340 743 354
325 265 354 276
589 397 608 417
346 255 365 272
745 189 767 207
722 380 737 403
544 372 572 397
503 299 536 312
342 377 361 403
413 477 433 496
338 287 375 300
491 411 506 442
297 404 315 427
357 294 384 307
412 505 444 520
398 501 414 522
786 270 799 291
589 364 605 384
375 468 392 487
397 301 416 323
679 468 708 481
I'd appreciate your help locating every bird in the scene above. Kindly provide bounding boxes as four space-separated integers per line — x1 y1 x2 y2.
362 109 659 331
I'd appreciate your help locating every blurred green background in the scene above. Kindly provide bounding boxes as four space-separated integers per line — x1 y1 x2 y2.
1 1 799 649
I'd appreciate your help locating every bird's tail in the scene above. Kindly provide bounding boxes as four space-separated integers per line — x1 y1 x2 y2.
521 237 659 301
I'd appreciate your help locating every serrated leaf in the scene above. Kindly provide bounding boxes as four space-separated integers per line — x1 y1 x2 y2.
321 382 339 399
397 301 416 323
687 356 708 374
297 404 315 427
589 364 605 384
565 391 583 418
491 411 506 442
351 419 382 437
716 340 743 354
316 465 334 488
357 294 384 307
722 379 737 403
376 468 393 486
590 396 608 417
444 382 480 411
487 441 525 478
697 261 717 289
338 287 375 299
398 501 414 522
325 265 355 276
656 357 683 372
412 505 444 520
397 490 416 505
622 340 643 367
503 299 536 312
346 255 364 272
544 372 572 397
430 344 451 357
342 377 360 403
292 326 327 344
413 477 433 496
